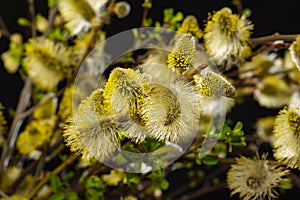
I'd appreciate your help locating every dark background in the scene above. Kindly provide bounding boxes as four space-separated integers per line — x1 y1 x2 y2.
1 0 300 199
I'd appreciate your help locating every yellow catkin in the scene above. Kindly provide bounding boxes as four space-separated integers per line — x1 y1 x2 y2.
167 34 196 73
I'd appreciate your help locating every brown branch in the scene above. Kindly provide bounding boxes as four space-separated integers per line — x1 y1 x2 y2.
236 0 243 16
0 15 11 38
44 5 58 37
179 182 227 200
163 165 229 199
0 77 32 178
27 153 78 199
140 0 152 28
0 190 9 199
250 33 299 45
17 88 64 121
28 0 37 37
290 172 300 189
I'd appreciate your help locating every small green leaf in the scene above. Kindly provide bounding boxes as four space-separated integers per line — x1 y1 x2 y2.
84 175 105 190
125 173 140 185
233 121 243 133
142 0 152 9
160 179 169 190
17 17 32 27
49 193 65 200
173 12 183 22
66 192 79 200
279 177 293 190
85 188 104 200
48 0 57 8
132 29 138 38
50 173 63 193
206 126 216 137
202 155 219 165
243 8 252 17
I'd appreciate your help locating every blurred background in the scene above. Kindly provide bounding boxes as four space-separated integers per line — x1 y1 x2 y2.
1 0 300 109
1 0 300 199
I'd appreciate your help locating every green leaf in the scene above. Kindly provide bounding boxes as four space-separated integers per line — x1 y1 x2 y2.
17 17 32 27
48 0 57 8
132 29 138 38
206 126 216 137
233 121 243 133
160 179 169 190
195 148 202 165
50 173 63 193
85 188 104 200
66 192 79 200
125 173 140 185
243 8 252 17
202 155 219 165
279 177 293 190
151 168 163 178
49 193 65 200
49 28 68 42
142 0 152 9
84 175 105 190
173 12 183 22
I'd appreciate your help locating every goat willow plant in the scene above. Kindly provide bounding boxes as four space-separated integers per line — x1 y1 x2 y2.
0 0 300 199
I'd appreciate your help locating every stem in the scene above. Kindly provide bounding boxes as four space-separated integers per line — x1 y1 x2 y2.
18 88 64 121
290 173 300 189
0 77 32 178
28 0 37 37
27 154 78 199
140 0 152 28
163 165 229 199
250 33 299 45
0 190 9 199
179 182 227 200
0 15 11 38
236 0 243 16
44 5 58 37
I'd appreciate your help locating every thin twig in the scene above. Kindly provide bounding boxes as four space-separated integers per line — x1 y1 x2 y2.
28 0 37 37
44 4 58 37
290 172 300 189
0 190 9 199
0 15 11 38
236 0 243 16
140 0 152 28
17 88 64 121
0 77 32 178
27 153 78 199
163 165 229 199
179 182 227 200
250 33 299 45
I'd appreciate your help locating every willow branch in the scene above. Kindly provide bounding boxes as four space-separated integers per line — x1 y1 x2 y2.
236 0 243 16
140 0 152 27
0 77 32 177
28 0 37 37
0 190 9 199
163 165 229 199
27 153 78 199
290 172 300 189
179 182 227 200
44 4 58 37
17 88 64 121
0 15 11 38
250 33 299 45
